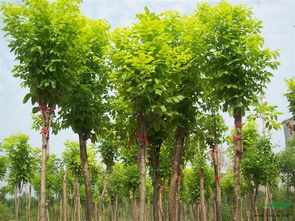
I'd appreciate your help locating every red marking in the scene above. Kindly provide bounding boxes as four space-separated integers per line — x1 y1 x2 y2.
215 176 221 181
211 149 218 154
233 135 242 141
41 129 49 135
235 123 244 127
234 149 243 155
39 103 54 114
159 185 164 193
138 136 149 146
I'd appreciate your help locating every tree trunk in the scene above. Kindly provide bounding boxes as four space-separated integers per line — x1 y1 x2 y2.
137 112 148 221
168 127 186 221
199 168 207 221
233 107 243 221
159 183 164 221
79 133 94 221
114 192 119 221
59 198 63 221
211 144 222 221
253 182 259 221
63 169 68 221
99 164 112 221
27 184 32 221
152 143 161 221
39 103 53 221
77 185 81 221
263 181 270 221
15 184 19 221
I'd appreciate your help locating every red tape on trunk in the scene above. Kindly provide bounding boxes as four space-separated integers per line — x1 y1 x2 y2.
235 123 244 127
211 149 218 154
215 176 221 181
138 136 149 146
39 104 54 114
41 129 49 135
234 149 243 155
233 135 242 141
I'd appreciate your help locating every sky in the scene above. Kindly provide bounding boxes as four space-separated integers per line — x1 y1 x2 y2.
0 0 294 157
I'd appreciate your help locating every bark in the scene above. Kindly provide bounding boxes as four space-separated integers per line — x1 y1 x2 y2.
263 181 273 221
59 198 63 221
15 185 19 221
253 182 259 221
77 185 81 221
63 169 68 221
211 144 222 221
137 112 148 221
27 184 31 221
168 127 186 221
99 164 112 221
114 192 119 221
79 134 94 221
152 143 161 221
199 168 207 221
233 107 243 221
159 183 164 221
40 104 53 221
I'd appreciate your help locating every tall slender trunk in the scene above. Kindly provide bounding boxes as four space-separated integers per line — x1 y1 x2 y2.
27 184 31 221
99 164 112 221
77 183 81 221
79 134 94 221
263 181 270 221
211 144 222 221
114 192 119 221
15 184 19 221
199 168 207 221
159 182 164 221
137 112 148 221
39 103 53 221
63 169 68 221
152 143 161 221
59 197 63 221
168 127 186 221
253 182 259 221
233 107 243 221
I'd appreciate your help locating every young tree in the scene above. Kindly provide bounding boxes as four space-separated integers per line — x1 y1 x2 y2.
1 1 83 219
111 8 192 221
58 16 109 221
193 2 279 220
277 136 295 197
0 133 35 221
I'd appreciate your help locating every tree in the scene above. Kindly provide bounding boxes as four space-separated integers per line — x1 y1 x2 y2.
277 136 295 197
285 78 295 118
110 8 192 221
58 15 109 221
0 133 35 221
193 2 279 220
1 1 83 219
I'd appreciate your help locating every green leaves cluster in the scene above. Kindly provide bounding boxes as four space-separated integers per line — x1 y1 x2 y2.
110 9 192 130
1 0 83 107
285 78 295 118
190 2 279 111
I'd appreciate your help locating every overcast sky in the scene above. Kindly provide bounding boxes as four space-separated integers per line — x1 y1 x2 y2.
0 0 294 157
